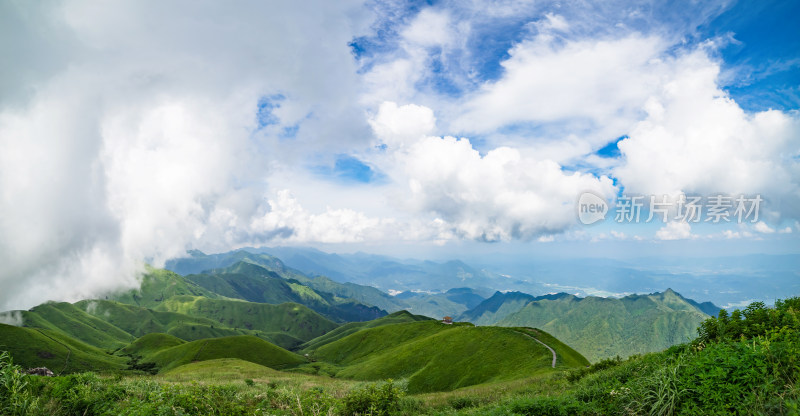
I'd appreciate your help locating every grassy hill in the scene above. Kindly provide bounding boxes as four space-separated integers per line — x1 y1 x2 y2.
498 289 710 362
168 250 408 313
458 291 543 325
307 320 588 393
74 299 242 340
299 310 432 353
0 323 126 373
120 333 186 357
186 261 387 322
154 295 338 342
138 335 306 373
2 298 796 415
111 267 222 308
18 301 135 350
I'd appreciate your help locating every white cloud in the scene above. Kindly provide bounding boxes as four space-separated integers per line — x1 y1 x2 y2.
369 102 437 149
371 102 617 241
250 190 395 244
752 221 775 234
0 311 23 327
1 1 797 311
453 34 668 139
722 230 741 239
655 221 694 240
610 230 627 239
402 9 454 47
614 49 800 221
0 0 369 311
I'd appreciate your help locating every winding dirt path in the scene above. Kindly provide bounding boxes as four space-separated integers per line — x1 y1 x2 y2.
34 329 71 375
517 330 557 368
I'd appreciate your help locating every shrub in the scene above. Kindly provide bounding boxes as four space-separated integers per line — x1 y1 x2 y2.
447 395 485 409
340 380 404 416
0 350 38 416
507 396 588 416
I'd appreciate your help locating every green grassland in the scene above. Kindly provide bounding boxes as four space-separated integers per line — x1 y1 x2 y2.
306 320 588 393
168 250 407 313
299 310 432 353
2 297 797 415
111 267 222 308
498 289 710 362
20 302 135 350
120 333 185 357
154 295 338 341
0 324 126 374
14 296 323 351
136 335 307 373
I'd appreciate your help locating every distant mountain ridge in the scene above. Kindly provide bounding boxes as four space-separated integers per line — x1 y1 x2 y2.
166 249 493 318
494 289 718 362
458 291 571 325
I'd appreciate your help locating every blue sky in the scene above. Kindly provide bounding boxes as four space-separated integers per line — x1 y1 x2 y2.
0 0 798 309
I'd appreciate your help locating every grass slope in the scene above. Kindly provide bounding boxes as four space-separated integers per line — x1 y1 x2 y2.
111 267 221 309
0 323 126 373
141 335 306 373
300 310 433 353
498 289 709 362
188 261 388 323
75 299 305 350
154 295 338 342
309 320 588 393
19 302 135 350
167 249 407 313
459 292 570 326
120 333 185 357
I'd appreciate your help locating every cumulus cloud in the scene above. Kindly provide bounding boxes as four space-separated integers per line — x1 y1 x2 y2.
0 0 368 311
614 49 800 222
371 101 617 241
455 34 666 133
1 0 797 312
250 190 395 244
655 222 694 240
752 221 775 234
368 102 437 149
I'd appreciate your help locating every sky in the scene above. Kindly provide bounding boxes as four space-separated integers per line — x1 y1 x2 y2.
0 0 798 310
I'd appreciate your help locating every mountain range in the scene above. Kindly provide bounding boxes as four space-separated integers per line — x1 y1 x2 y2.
0 246 727 387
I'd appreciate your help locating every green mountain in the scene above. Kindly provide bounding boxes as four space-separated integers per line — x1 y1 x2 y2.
0 323 126 373
393 287 488 319
253 246 501 292
299 310 433 353
497 289 711 362
186 261 387 322
393 292 469 319
120 333 186 357
153 295 338 342
166 250 407 313
8 264 346 352
19 301 135 349
458 291 571 325
133 335 306 373
71 298 310 348
306 320 588 393
111 267 222 308
443 287 489 309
